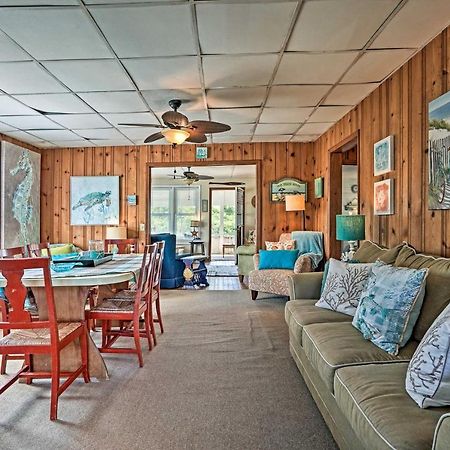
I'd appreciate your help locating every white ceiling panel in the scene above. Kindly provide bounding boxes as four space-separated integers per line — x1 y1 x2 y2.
43 60 134 92
74 128 123 140
78 91 148 113
323 83 379 105
0 121 17 132
308 106 353 123
209 108 260 124
118 127 160 141
371 0 450 49
223 124 255 135
267 85 330 107
197 2 297 54
212 135 252 144
0 114 63 130
123 57 201 90
291 134 321 142
14 93 94 113
48 113 110 129
0 62 67 94
90 4 196 57
0 1 78 5
342 49 415 83
142 89 204 112
252 135 291 142
101 112 160 127
0 32 31 61
206 87 266 108
0 8 112 60
2 130 45 143
29 129 80 141
203 54 278 88
0 96 38 115
274 52 357 85
90 138 133 146
260 107 313 123
51 139 96 148
298 122 334 135
255 123 298 135
288 0 397 51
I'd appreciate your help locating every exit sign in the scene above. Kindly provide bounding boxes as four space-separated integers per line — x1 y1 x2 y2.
196 146 208 159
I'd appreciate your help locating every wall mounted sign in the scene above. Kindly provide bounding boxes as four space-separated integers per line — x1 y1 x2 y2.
270 177 307 203
314 177 323 199
127 194 137 206
374 135 394 176
196 146 208 159
374 179 394 215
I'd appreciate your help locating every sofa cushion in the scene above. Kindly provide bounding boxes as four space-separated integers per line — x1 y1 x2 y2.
249 268 292 296
394 245 450 341
285 300 352 346
353 240 405 264
302 322 417 393
334 363 447 450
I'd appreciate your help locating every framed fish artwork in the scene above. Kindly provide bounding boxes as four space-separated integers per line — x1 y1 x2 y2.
70 176 120 226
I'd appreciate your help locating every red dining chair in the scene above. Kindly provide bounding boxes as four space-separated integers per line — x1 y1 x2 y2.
27 242 52 258
104 239 138 254
0 257 90 420
86 244 157 366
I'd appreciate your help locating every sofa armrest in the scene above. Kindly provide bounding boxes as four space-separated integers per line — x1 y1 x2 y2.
434 414 450 450
253 253 260 270
288 272 323 301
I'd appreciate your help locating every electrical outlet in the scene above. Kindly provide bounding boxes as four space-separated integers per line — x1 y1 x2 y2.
139 223 146 232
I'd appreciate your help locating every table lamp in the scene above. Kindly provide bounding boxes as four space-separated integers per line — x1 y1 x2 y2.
285 194 306 230
336 214 365 261
190 220 200 239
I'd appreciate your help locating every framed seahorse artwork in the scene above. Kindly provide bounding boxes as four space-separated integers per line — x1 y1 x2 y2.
70 176 120 226
0 142 41 248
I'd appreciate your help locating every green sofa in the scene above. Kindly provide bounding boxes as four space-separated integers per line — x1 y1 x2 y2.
285 241 450 450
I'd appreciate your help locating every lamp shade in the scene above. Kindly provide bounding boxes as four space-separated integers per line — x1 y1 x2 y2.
162 128 190 145
190 220 200 227
336 215 365 241
105 226 127 240
285 194 305 212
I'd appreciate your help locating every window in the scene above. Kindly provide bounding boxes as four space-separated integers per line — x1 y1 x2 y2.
151 186 200 241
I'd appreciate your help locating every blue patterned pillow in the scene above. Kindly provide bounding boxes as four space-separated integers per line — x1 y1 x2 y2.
352 261 428 355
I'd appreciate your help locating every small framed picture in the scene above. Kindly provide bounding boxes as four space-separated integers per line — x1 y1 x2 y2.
201 199 208 212
374 135 394 176
374 179 394 215
314 177 323 198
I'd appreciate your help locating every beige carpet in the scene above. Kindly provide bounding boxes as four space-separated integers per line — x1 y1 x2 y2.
0 290 336 450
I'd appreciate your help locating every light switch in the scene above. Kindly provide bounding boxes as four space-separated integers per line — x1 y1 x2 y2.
139 223 145 232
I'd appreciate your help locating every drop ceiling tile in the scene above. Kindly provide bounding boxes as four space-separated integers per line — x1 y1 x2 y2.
118 127 160 141
0 96 38 115
85 0 174 3
101 112 161 127
260 107 313 123
0 8 111 60
90 4 196 57
209 108 260 124
308 106 353 123
74 128 123 140
203 54 278 88
0 62 67 94
78 91 148 113
0 121 17 132
342 49 415 83
29 129 81 141
291 134 320 142
288 0 397 51
0 33 32 61
298 122 333 135
123 57 201 90
13 93 93 113
43 60 134 92
2 130 45 143
371 0 450 49
207 87 266 108
267 85 330 107
0 115 63 130
212 135 251 144
142 89 205 112
255 123 298 135
34 141 58 148
48 113 110 129
225 124 255 135
274 52 357 85
197 2 297 54
323 83 379 105
0 1 78 5
252 135 291 142
52 140 97 148
90 138 133 146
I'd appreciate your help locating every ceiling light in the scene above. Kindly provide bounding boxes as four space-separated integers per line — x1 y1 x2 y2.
161 128 190 145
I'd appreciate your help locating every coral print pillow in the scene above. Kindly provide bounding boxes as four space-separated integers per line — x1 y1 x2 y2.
265 240 296 250
315 258 373 316
406 303 450 408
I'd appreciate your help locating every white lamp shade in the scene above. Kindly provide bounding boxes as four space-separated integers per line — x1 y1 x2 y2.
162 128 190 145
285 194 305 211
106 226 127 240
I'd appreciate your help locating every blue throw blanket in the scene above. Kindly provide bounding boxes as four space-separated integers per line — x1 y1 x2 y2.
291 231 324 270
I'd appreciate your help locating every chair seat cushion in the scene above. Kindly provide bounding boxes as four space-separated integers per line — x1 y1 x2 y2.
91 298 144 312
302 322 417 393
0 322 81 346
335 363 448 450
248 269 293 296
285 300 352 346
236 244 256 256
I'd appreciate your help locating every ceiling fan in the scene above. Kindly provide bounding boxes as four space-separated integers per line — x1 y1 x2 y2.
169 167 215 185
209 181 245 186
119 99 231 145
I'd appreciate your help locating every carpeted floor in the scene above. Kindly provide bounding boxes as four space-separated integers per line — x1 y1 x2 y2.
0 290 336 450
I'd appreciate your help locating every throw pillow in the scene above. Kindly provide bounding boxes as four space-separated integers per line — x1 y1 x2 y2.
265 240 296 251
352 261 428 355
353 241 405 264
315 258 373 316
406 303 450 408
259 250 299 270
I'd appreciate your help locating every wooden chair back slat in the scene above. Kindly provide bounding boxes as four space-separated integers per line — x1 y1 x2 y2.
0 246 28 258
152 241 165 288
134 244 157 313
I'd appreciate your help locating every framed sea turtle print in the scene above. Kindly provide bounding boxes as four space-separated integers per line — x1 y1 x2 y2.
374 135 394 176
70 176 120 225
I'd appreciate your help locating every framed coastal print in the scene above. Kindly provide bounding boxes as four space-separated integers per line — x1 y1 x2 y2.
374 135 394 176
314 177 323 198
70 176 120 225
428 90 450 210
0 141 41 247
270 177 307 202
374 179 394 215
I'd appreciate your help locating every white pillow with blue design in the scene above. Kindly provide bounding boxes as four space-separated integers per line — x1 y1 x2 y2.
352 261 428 355
406 302 450 408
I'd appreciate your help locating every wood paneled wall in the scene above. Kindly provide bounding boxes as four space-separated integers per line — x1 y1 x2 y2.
39 142 313 250
310 26 450 258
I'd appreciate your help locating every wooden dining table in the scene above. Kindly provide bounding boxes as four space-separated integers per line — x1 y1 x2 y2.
0 254 143 380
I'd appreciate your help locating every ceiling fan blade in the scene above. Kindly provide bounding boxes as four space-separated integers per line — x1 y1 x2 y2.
118 123 165 128
185 131 207 144
188 120 231 134
166 174 185 179
144 132 164 143
196 175 215 180
162 111 189 128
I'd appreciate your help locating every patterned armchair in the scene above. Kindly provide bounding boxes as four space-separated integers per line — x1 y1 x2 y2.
249 231 323 300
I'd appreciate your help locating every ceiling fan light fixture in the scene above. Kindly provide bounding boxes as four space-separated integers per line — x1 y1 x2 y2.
162 128 190 145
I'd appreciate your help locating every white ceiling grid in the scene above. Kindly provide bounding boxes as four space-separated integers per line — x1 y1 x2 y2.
0 0 448 148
